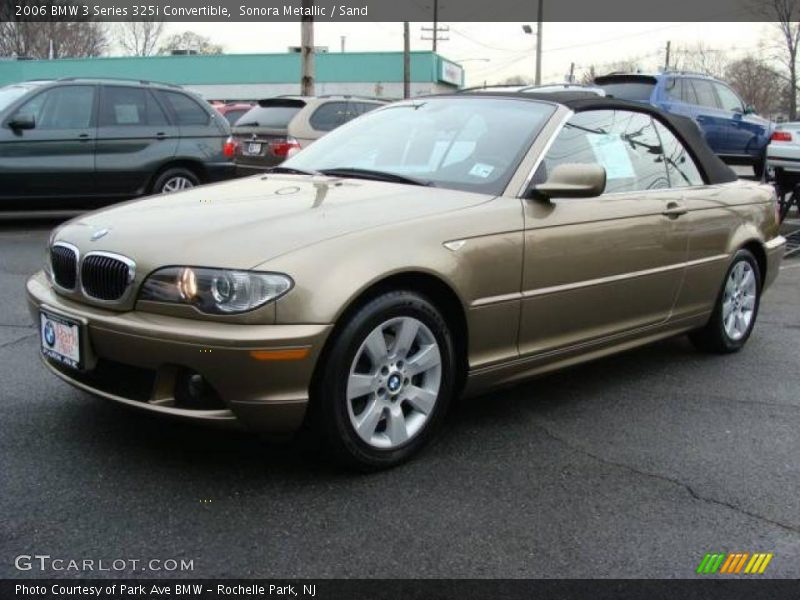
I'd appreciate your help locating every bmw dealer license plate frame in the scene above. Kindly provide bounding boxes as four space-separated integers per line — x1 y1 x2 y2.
40 310 83 371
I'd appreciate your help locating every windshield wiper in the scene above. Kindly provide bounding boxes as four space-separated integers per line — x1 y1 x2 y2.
320 167 433 187
264 166 323 176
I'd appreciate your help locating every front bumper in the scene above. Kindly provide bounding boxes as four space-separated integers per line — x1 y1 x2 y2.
27 271 332 434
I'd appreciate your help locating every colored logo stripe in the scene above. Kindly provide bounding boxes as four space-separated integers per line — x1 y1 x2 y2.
697 553 773 575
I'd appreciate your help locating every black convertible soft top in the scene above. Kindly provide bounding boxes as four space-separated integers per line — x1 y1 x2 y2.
457 91 739 185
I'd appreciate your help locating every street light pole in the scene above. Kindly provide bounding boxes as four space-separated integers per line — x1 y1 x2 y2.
535 0 543 86
403 22 411 99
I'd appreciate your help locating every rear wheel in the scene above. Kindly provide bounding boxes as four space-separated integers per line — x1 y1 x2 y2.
312 291 456 470
151 167 200 195
689 249 761 353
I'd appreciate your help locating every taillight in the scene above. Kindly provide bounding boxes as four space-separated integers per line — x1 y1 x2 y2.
771 130 792 142
223 137 238 158
269 136 301 158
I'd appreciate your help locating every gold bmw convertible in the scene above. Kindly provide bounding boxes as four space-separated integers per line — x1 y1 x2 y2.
28 92 786 469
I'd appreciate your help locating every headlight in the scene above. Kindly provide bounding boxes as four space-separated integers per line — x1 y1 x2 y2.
139 267 292 314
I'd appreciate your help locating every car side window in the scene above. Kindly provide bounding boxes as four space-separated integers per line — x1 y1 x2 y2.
309 102 349 132
159 91 210 126
689 79 720 109
713 83 744 113
679 78 698 105
99 86 169 127
351 102 381 117
653 120 705 187
538 109 669 194
664 78 681 102
13 85 94 129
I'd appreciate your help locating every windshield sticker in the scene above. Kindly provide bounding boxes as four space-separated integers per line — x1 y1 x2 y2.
469 163 495 178
588 133 635 180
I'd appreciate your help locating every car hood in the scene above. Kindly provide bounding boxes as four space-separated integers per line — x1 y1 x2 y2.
56 175 489 271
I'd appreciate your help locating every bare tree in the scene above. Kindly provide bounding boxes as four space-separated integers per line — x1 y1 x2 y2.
725 56 786 118
0 1 107 58
580 58 641 83
759 0 800 120
116 21 164 57
499 75 533 86
158 31 223 56
670 42 729 78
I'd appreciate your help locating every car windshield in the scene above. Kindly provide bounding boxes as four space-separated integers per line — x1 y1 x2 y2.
283 97 555 195
0 84 38 112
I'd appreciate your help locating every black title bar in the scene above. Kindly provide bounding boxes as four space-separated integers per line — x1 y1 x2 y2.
0 0 777 22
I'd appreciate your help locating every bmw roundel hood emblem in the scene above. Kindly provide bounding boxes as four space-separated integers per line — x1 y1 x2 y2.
90 228 110 241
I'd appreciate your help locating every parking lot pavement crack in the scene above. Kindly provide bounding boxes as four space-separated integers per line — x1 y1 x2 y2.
534 422 800 535
0 332 36 349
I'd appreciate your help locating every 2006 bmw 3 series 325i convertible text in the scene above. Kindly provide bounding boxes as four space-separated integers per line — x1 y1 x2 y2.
27 92 786 469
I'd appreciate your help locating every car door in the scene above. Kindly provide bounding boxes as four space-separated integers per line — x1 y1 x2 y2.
95 85 178 196
519 109 689 357
0 84 96 200
650 118 741 319
157 89 225 164
687 78 731 155
712 81 766 159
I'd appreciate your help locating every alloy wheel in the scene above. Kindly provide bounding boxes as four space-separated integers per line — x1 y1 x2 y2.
161 176 195 193
346 316 442 449
722 260 757 341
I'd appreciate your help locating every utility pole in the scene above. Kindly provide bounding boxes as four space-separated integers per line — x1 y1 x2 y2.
433 0 438 52
421 0 449 52
300 0 315 96
568 62 575 83
340 36 346 53
535 0 543 86
403 22 411 99
664 40 671 71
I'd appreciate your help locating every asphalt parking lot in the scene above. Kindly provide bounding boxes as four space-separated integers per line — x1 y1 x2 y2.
1 217 799 579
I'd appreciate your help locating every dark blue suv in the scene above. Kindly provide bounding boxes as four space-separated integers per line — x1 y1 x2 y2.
595 72 773 177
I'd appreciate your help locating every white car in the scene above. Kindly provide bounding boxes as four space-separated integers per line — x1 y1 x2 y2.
767 122 800 173
766 123 800 221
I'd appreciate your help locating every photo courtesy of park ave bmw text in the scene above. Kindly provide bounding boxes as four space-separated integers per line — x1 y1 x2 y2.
1 0 799 597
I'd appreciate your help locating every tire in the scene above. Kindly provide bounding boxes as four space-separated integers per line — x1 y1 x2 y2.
311 290 456 471
689 249 762 354
151 167 200 195
753 155 766 179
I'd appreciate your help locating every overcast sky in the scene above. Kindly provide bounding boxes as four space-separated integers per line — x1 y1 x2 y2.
155 21 771 85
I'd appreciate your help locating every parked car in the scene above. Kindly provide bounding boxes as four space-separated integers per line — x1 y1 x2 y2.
595 72 773 177
213 102 254 126
29 92 785 469
0 78 235 209
766 122 800 220
231 95 386 175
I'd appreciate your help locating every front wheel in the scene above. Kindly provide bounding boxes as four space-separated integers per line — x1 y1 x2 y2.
312 291 456 470
689 249 761 353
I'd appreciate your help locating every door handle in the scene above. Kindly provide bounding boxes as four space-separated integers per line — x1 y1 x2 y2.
77 133 90 141
155 132 167 140
662 202 688 218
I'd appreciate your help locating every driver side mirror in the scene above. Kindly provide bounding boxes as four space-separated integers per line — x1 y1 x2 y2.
8 114 35 131
743 105 756 115
531 163 606 200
